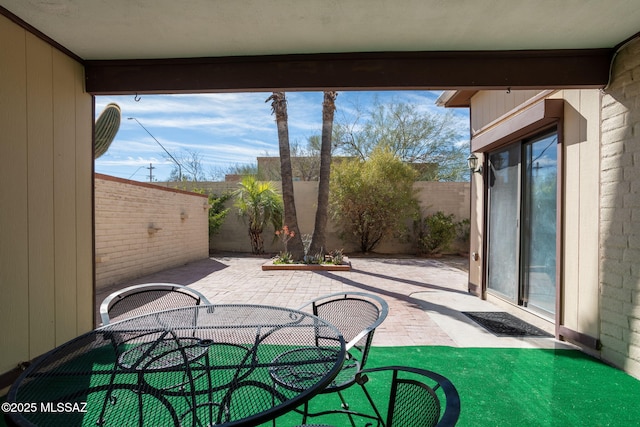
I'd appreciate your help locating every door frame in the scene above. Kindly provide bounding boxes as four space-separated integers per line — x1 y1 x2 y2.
484 127 561 320
473 98 564 336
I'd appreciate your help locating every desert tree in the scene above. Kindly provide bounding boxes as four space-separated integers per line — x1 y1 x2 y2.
334 99 468 181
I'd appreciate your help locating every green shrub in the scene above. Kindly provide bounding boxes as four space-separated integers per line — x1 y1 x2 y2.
330 148 418 253
208 192 231 237
456 218 471 248
415 211 457 255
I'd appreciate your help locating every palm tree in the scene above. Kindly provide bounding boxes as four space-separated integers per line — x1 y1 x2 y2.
233 176 283 254
309 91 338 256
266 92 305 260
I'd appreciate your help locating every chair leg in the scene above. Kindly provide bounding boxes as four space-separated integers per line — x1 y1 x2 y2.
359 383 386 427
206 356 214 424
337 391 357 427
137 373 144 427
97 369 119 426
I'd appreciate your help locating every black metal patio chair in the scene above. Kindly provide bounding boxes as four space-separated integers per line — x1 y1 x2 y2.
353 365 461 427
99 282 211 325
97 284 213 425
292 366 460 427
270 292 389 426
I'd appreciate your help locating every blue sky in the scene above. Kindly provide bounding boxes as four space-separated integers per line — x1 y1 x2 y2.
95 91 469 182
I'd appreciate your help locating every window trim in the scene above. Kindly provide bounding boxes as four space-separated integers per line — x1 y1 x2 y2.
471 99 564 153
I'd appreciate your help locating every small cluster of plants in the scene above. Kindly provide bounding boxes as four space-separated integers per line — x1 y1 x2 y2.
273 227 345 265
273 225 296 264
414 211 470 256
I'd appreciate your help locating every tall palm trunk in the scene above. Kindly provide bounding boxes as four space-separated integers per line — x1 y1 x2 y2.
267 92 305 260
309 91 338 256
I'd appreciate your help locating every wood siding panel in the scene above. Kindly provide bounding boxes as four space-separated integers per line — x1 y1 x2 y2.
471 92 489 133
26 33 56 357
494 92 505 125
53 50 79 345
468 171 484 293
554 89 601 337
0 15 30 374
471 90 546 133
74 64 94 332
559 90 581 330
577 89 601 336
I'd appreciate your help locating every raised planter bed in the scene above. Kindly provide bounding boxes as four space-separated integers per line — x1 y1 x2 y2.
261 258 351 271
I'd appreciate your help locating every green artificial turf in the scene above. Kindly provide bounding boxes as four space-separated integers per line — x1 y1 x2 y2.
268 346 640 426
4 346 640 426
359 346 640 427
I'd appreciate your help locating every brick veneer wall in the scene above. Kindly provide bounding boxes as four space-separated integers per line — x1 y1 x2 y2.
600 37 640 378
95 174 209 290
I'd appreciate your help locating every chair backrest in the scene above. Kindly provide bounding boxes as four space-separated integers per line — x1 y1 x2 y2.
357 366 460 427
100 283 211 325
297 292 388 368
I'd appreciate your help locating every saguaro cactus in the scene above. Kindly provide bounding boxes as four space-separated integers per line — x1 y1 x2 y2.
94 103 121 159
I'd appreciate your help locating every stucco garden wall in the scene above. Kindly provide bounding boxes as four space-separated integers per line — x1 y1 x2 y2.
600 37 640 378
95 174 209 290
170 181 470 255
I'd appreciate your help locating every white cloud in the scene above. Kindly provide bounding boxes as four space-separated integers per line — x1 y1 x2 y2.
95 90 469 181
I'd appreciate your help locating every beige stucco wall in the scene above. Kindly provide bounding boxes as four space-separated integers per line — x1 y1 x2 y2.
183 181 470 255
600 37 640 378
95 175 209 290
0 15 93 374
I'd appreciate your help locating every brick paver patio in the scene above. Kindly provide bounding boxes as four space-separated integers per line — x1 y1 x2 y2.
96 254 573 350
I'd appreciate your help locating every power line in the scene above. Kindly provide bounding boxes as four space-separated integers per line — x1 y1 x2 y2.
128 165 145 180
128 117 183 181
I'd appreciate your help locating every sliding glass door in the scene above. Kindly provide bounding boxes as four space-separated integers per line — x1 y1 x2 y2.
521 132 558 315
486 128 558 317
487 145 521 301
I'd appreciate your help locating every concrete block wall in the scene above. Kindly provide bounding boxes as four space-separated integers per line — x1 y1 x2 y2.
600 37 640 378
183 180 470 255
95 174 209 290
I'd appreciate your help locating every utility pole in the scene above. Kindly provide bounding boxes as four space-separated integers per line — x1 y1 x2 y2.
147 163 155 182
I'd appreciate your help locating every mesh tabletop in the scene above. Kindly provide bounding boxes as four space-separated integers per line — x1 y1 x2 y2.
5 304 345 427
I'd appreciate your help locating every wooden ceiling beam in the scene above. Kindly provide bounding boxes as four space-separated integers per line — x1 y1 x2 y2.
85 49 614 95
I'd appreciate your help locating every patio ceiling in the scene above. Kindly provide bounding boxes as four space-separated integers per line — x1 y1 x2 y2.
1 1 639 93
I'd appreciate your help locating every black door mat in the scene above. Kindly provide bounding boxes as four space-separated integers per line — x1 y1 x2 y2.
462 311 553 337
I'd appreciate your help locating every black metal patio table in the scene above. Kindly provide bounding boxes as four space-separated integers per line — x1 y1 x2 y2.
4 304 346 427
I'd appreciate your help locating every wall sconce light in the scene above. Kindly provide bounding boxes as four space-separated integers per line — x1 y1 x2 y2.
180 211 189 220
467 153 483 175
